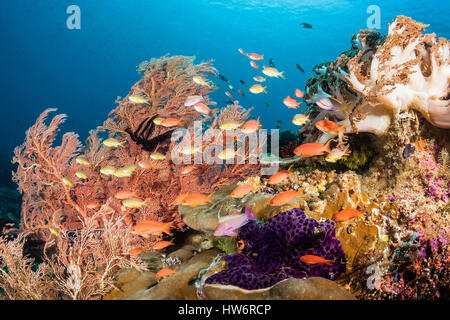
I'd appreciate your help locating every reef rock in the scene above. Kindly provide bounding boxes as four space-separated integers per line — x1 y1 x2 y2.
203 277 356 300
115 249 222 300
179 184 240 232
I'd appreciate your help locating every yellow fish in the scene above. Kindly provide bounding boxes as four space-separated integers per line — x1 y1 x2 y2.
49 227 60 237
178 144 202 155
153 117 164 125
100 166 116 176
103 138 126 148
150 152 166 160
129 94 149 104
249 84 267 94
75 171 88 180
218 147 239 160
113 165 136 178
123 164 137 171
113 170 133 178
62 177 74 187
253 76 266 82
292 114 310 126
75 157 90 166
262 66 285 79
219 120 243 130
123 198 149 209
193 76 212 88
325 146 351 163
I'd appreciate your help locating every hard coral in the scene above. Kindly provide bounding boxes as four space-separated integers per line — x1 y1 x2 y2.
205 208 346 290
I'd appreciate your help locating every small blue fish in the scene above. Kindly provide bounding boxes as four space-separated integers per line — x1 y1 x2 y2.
402 144 415 159
213 206 256 237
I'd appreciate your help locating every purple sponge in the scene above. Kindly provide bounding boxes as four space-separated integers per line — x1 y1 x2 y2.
205 208 346 290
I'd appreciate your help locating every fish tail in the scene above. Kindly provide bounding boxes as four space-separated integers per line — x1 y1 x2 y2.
207 192 215 204
325 259 334 266
279 72 285 79
288 164 294 174
244 206 256 221
162 221 174 236
263 87 267 93
323 139 334 153
337 125 346 136
297 188 304 197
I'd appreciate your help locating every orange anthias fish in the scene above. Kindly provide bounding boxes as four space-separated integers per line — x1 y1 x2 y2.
152 239 174 250
230 184 254 199
156 268 177 279
293 139 333 157
332 209 364 222
130 220 174 237
241 117 262 134
181 192 214 207
294 89 304 98
86 202 100 209
315 120 346 136
194 102 213 115
137 159 157 169
417 138 426 152
180 165 197 175
115 190 137 200
269 190 304 206
250 61 259 69
300 254 334 265
129 247 146 256
267 165 293 185
248 53 264 60
160 118 181 127
283 96 301 109
173 193 190 206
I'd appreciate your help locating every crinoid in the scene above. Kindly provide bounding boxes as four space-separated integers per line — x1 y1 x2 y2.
125 115 175 153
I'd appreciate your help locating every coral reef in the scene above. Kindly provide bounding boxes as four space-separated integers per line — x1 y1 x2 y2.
6 55 261 299
205 209 346 290
2 16 449 301
302 15 449 146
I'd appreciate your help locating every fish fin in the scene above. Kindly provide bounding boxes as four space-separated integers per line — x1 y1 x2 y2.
244 206 256 221
297 188 305 197
279 72 286 79
337 125 346 136
263 87 267 93
325 259 334 266
143 197 151 207
163 230 173 236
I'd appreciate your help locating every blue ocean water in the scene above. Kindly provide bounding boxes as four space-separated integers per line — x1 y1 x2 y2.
0 0 448 186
